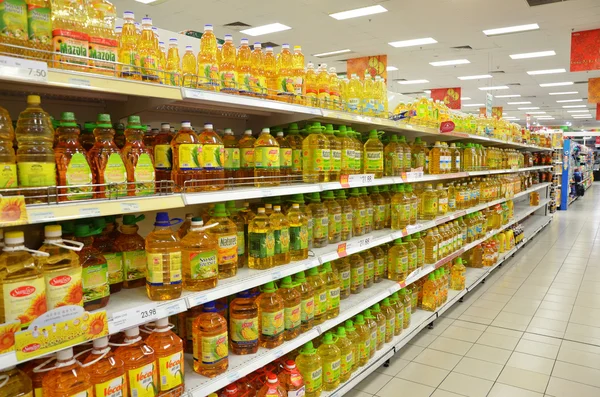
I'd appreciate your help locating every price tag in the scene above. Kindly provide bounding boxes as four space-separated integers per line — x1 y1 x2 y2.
345 174 375 186
67 77 91 87
340 175 350 188
120 202 140 213
337 243 348 257
271 270 283 281
273 348 285 359
187 293 211 308
110 302 159 333
27 209 56 224
79 207 101 217
358 236 371 248
435 216 450 226
407 267 422 281
0 55 48 84
157 300 187 318
262 189 273 198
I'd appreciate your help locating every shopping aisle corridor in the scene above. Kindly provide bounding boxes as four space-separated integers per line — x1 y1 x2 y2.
349 183 600 397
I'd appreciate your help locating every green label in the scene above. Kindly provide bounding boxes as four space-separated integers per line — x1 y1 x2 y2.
65 152 93 200
361 338 370 360
306 368 322 393
284 304 301 330
317 291 327 315
230 317 258 345
351 266 364 289
17 162 56 187
289 225 308 250
331 149 341 171
375 205 385 223
376 258 385 278
82 262 109 303
224 148 240 170
178 144 201 170
292 148 302 172
254 147 280 169
105 252 123 285
274 227 290 254
27 5 51 43
249 232 274 258
314 148 330 171
261 310 284 336
189 250 218 280
364 151 383 172
327 287 340 310
342 351 353 376
301 297 314 323
0 163 16 188
0 0 27 42
122 250 146 281
365 260 374 281
237 231 245 255
331 213 342 235
154 144 172 170
104 153 127 197
133 153 155 196
314 216 328 239
324 359 341 383
396 307 404 331
340 270 350 291
280 148 292 168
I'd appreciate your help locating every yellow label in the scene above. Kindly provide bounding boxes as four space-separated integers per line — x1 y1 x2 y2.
44 266 83 310
154 144 172 170
200 144 224 169
34 388 42 397
127 362 157 397
146 252 182 286
17 162 56 187
105 252 123 285
217 234 237 266
198 62 219 87
280 148 292 168
261 310 284 336
292 149 302 172
178 144 202 170
254 147 280 169
65 153 93 200
3 275 45 326
133 153 155 197
158 351 184 391
82 262 109 303
220 70 238 91
231 317 258 344
199 331 228 364
224 148 240 170
284 304 301 330
0 163 17 188
94 374 126 397
241 148 254 168
123 250 146 281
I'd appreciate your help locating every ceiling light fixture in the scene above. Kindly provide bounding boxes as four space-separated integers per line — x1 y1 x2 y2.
240 23 291 36
526 68 566 75
539 82 574 87
527 112 546 114
535 116 554 119
430 59 470 66
397 79 429 85
388 37 437 48
495 94 521 98
386 66 398 71
483 23 539 36
572 115 592 118
457 74 493 80
568 110 590 113
507 101 531 105
462 103 485 107
556 99 583 103
135 0 158 3
461 97 471 100
562 105 587 108
518 107 540 110
478 86 510 90
329 5 388 20
423 90 431 93
510 50 556 59
313 48 352 57
549 91 578 95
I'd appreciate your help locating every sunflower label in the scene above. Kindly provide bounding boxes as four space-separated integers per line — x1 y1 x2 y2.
128 362 157 397
103 153 127 197
122 250 145 282
241 148 254 168
158 352 184 391
17 162 56 187
105 252 123 286
65 153 93 200
224 147 240 170
44 267 83 310
284 304 301 331
133 153 155 196
178 144 202 170
94 375 126 397
254 147 280 169
231 317 258 346
249 231 274 259
324 359 341 383
189 249 218 280
200 144 224 170
82 262 109 303
198 331 228 364
3 276 45 326
300 296 314 324
274 227 290 255
261 310 284 336
0 162 17 188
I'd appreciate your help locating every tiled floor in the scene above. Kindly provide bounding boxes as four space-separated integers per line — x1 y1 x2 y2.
348 184 600 397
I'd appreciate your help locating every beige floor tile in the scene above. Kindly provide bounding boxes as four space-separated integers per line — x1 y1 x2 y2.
521 332 562 346
488 383 544 397
451 319 488 332
538 301 573 314
490 319 529 331
430 390 464 397
525 326 565 339
515 339 560 359
413 348 462 371
527 317 568 333
375 356 411 376
535 308 569 321
494 311 533 325
457 314 493 326
484 325 523 338
544 294 576 304
497 366 550 393
481 292 512 303
453 356 503 381
552 361 600 388
408 332 438 348
470 298 506 311
428 336 473 356
375 377 434 397
438 372 493 397
557 346 600 371
440 324 484 343
476 331 520 350
345 390 373 397
395 344 425 361
355 371 393 394
546 377 600 397
396 362 449 388
462 306 500 320
507 351 556 375
465 344 512 365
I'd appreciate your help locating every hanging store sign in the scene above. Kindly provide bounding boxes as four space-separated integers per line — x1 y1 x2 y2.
589 77 600 103
347 55 387 82
431 87 461 109
492 107 503 119
597 104 600 120
570 29 600 72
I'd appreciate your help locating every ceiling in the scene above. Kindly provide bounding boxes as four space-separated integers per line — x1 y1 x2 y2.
112 0 600 129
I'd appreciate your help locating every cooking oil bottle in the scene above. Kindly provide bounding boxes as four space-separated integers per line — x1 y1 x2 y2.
229 289 259 355
370 245 386 283
399 289 411 328
276 43 294 99
207 203 238 278
197 24 219 90
307 192 329 248
422 183 438 220
371 304 386 350
165 38 182 86
360 187 373 234
222 129 240 182
256 281 285 348
333 257 351 300
296 342 322 397
294 271 314 332
347 74 362 114
324 124 341 180
118 11 140 79
271 205 290 266
114 214 145 289
343 321 359 372
191 301 228 377
384 135 401 176
361 249 375 289
422 273 437 311
42 348 92 397
321 191 341 244
380 185 392 227
437 183 448 216
275 131 292 182
0 105 15 191
391 185 410 229
302 122 331 183
304 62 318 107
219 35 237 92
122 116 155 196
182 217 218 291
82 337 126 397
389 292 403 336
50 0 89 71
329 67 342 110
263 47 278 99
250 42 266 97
0 366 32 397
335 126 354 175
387 238 408 282
335 190 353 241
138 17 160 82
364 310 378 358
369 186 385 230
335 327 353 381
353 315 370 366
316 64 331 108
278 276 301 341
323 262 340 319
145 212 182 301
287 203 309 261
182 45 197 87
318 332 341 390
247 207 274 269
254 128 280 187
348 188 365 236
381 298 395 343
258 373 286 397
198 123 225 190
363 130 383 178
237 38 252 94
238 129 256 180
307 267 327 325
347 253 363 295
286 123 303 177
146 317 184 397
73 224 109 311
404 237 417 275
226 201 246 269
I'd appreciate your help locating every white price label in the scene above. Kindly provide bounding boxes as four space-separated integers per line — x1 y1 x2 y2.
157 300 187 318
28 210 56 224
262 189 273 197
358 236 371 248
67 77 91 87
188 293 210 308
404 171 424 181
79 207 101 217
271 270 283 281
0 55 48 84
407 267 421 281
110 302 159 333
347 174 375 186
120 202 140 213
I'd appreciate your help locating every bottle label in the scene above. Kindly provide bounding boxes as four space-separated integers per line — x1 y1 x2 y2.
189 249 218 280
378 324 386 344
52 28 89 66
342 211 352 233
133 153 155 196
396 308 404 331
387 317 395 339
404 304 412 326
44 266 83 310
340 269 350 291
316 148 331 171
365 260 375 281
284 304 301 330
361 338 370 360
307 217 313 247
261 310 284 336
351 266 364 289
65 153 93 200
89 35 118 72
217 234 238 265
2 276 45 326
17 162 56 188
231 317 258 345
331 149 342 171
0 163 16 188
127 363 157 397
278 76 295 95
241 148 255 168
146 252 182 286
301 296 314 323
439 197 448 214
327 287 340 310
34 388 42 397
274 227 290 254
178 144 202 170
371 331 377 350
2 0 27 42
314 216 328 239
306 367 322 393
200 144 224 170
94 374 125 397
65 389 93 397
140 53 160 81
224 147 240 170
158 352 184 391
198 62 219 87
288 386 305 397
289 225 308 250
220 70 238 92
104 252 123 286
294 76 304 96
122 250 146 281
237 230 245 256
199 331 228 364
254 147 280 169
292 148 302 172
249 232 274 258
375 205 385 223
280 148 293 168
330 213 341 236
318 291 327 315
154 144 172 170
82 262 109 303
324 359 341 383
348 98 360 111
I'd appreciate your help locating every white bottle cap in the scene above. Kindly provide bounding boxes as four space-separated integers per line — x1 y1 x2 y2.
185 45 193 50
244 129 253 135
321 63 327 68
93 337 109 349
352 73 358 78
261 127 270 133
115 26 122 33
159 41 165 46
307 61 314 67
224 128 233 134
123 11 134 19
56 347 74 361
241 38 248 44
224 34 232 41
161 123 170 129
282 44 289 49
169 38 178 43
265 204 273 209
277 131 284 137
204 123 214 130
153 27 158 32
258 208 265 214
254 42 262 49
142 17 152 24
155 317 169 328
204 24 213 31
44 225 62 238
181 121 191 128
191 219 204 227
266 47 273 52
329 67 336 73
124 327 139 337
4 231 24 245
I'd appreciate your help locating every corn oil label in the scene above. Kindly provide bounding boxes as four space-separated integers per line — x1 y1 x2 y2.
95 374 126 397
196 331 228 364
331 149 342 171
386 318 395 339
89 35 118 71
327 287 340 310
284 304 301 330
241 148 254 168
306 368 322 393
0 163 16 188
217 234 238 264
146 252 182 286
254 147 280 169
178 144 202 170
238 72 251 93
82 262 109 303
351 266 364 289
301 296 314 322
65 153 93 199
289 225 308 250
44 267 83 310
17 162 56 187
3 276 45 326
261 310 284 336
280 148 292 168
249 231 274 258
123 250 145 281
200 144 224 170
127 362 157 397
292 148 302 172
189 249 218 280
133 153 155 196
231 317 258 344
365 151 382 172
220 70 238 92
324 359 341 383
154 144 172 170
314 216 328 239
158 352 183 391
274 227 290 254
340 269 350 291
52 28 89 66
1 0 27 42
140 54 160 80
224 148 240 170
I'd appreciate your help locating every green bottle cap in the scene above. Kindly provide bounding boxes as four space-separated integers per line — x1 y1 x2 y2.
288 123 299 134
83 122 96 132
399 135 407 142
96 113 112 128
399 289 407 296
295 271 307 282
191 217 203 222
324 124 334 134
123 214 145 225
127 115 142 129
287 194 305 204
60 220 75 234
349 188 360 196
455 257 463 265
369 129 378 138
389 135 398 142
429 273 435 281
334 190 346 199
323 262 332 272
406 184 413 192
414 137 423 143
280 276 294 288
318 265 326 274
394 238 402 244
60 112 77 127
307 267 318 276
345 319 355 331
337 327 347 338
398 184 405 192
391 291 399 300
73 223 102 237
92 217 106 229
322 332 335 344
380 185 389 193
369 186 379 194
301 341 317 354
262 281 277 293
321 191 335 199
382 298 391 306
355 314 365 324
372 303 381 312
306 192 321 202
225 201 237 213
212 203 228 216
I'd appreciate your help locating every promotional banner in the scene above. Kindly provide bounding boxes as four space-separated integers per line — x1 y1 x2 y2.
347 55 387 82
492 107 503 119
597 104 600 121
479 107 486 117
589 77 600 103
431 87 461 109
571 29 600 72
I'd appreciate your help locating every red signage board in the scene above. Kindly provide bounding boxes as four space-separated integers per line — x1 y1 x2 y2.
431 87 461 109
492 107 503 119
589 77 600 103
571 29 600 72
347 55 387 82
597 104 600 121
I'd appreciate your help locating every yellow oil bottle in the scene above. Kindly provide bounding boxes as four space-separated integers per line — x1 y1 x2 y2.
361 249 375 289
422 183 438 220
182 217 218 291
316 64 331 108
254 128 280 187
287 203 309 261
387 238 408 282
333 257 351 299
219 34 237 93
50 0 89 71
323 124 341 181
381 298 396 343
304 62 318 107
335 327 354 382
296 342 322 397
229 289 259 355
192 301 228 377
302 122 330 183
363 310 377 358
353 315 370 367
347 74 363 114
294 271 315 332
197 24 219 90
307 267 327 325
256 281 284 348
343 320 359 371
138 17 160 82
208 203 239 278
371 304 386 350
275 131 292 182
323 262 340 319
384 135 401 176
335 190 353 241
271 205 290 266
198 123 225 191
348 188 365 236
399 288 412 328
145 212 182 301
349 253 364 295
307 193 329 248
321 191 341 244
277 276 301 341
363 130 383 178
318 332 341 390
370 245 386 283
247 207 274 270
336 126 355 175
182 45 197 88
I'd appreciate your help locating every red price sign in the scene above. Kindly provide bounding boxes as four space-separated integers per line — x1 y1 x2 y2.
337 243 347 257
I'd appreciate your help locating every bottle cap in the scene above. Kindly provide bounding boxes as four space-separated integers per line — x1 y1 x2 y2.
203 301 217 312
321 191 334 199
257 208 265 214
282 43 289 49
5 231 24 244
124 327 140 337
244 129 253 135
56 347 74 361
212 203 228 217
73 224 102 238
92 336 109 349
349 187 360 196
334 190 346 199
224 34 232 41
291 203 299 209
266 47 273 52
382 298 391 306
224 128 233 135
204 24 213 31
372 303 381 312
96 113 112 128
191 217 203 227
369 129 378 138
306 267 318 276
240 38 248 44
287 194 305 204
224 384 238 394
123 11 134 18
181 121 191 128
261 127 270 133
123 214 145 225
280 276 293 288
204 123 214 130
337 326 347 337
300 341 317 354
306 192 321 202
345 319 355 331
161 123 171 129
127 115 142 129
322 332 335 344
237 289 252 298
44 225 62 238
254 42 261 49
155 317 169 328
262 281 277 293
284 359 296 370
355 314 365 324
142 17 152 25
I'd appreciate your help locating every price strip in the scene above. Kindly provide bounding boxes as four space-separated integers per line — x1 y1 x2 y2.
407 267 422 281
79 207 101 217
187 292 211 308
402 171 424 182
357 236 371 248
110 302 160 333
0 55 48 84
271 270 283 281
27 209 56 224
340 175 350 188
120 202 140 213
435 216 450 226
341 174 375 187
157 299 187 318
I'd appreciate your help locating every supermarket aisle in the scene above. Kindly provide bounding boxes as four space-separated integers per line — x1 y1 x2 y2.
350 183 600 397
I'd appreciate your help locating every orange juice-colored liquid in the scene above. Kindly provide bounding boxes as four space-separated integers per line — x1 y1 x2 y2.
115 327 159 397
192 302 229 377
82 337 126 397
146 317 185 396
42 348 92 397
171 121 201 192
122 116 155 197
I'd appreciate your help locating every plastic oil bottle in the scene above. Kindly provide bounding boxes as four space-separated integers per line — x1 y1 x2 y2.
348 188 365 236
254 128 280 187
387 238 408 282
219 34 237 92
370 186 385 230
405 184 418 225
0 105 16 191
278 276 301 341
225 201 246 269
72 224 109 311
165 38 181 86
146 317 185 397
302 122 331 183
304 62 318 107
0 366 33 397
197 24 219 90
278 359 305 397
114 214 145 289
316 63 331 108
353 315 370 366
239 129 256 180
389 292 403 336
222 128 240 181
294 271 314 332
307 192 329 248
250 42 265 97
287 203 309 261
118 11 141 80
247 207 274 270
145 212 182 301
399 288 412 328
343 320 359 372
318 332 341 391
153 122 174 186
263 46 278 99
335 126 354 175
275 131 292 182
50 0 89 71
182 45 197 87
333 257 351 299
291 46 305 103
286 123 303 177
349 253 364 295
296 342 322 397
81 336 126 397
361 249 375 289
181 217 218 291
347 74 362 114
271 205 290 266
323 262 340 319
122 115 155 196
112 326 156 394
381 298 396 343
321 191 341 244
335 190 353 241
422 183 438 220
42 348 92 397
363 130 383 178
335 327 353 382
323 124 342 181
371 245 386 283
384 135 401 176
256 281 285 348
236 38 252 94
258 373 286 397
276 43 294 99
192 302 228 377
229 289 259 355
197 123 225 190
360 187 373 234
307 267 327 325
329 67 342 110
137 17 160 82
371 304 386 350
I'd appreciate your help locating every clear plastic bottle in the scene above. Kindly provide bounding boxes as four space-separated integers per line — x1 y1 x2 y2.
294 271 314 332
307 267 327 325
302 122 331 183
316 64 331 108
361 249 375 289
146 317 185 397
88 114 127 199
42 347 92 397
389 292 403 336
182 45 197 88
263 46 278 99
254 128 280 187
287 203 309 261
145 212 182 301
222 128 240 182
304 62 318 107
192 301 228 377
363 130 384 178
229 289 259 355
122 116 155 196
257 373 286 397
381 298 396 343
250 42 266 97
1 366 33 397
370 245 386 284
399 288 412 329
138 17 160 82
73 224 109 311
171 121 201 191
118 11 140 80
197 24 219 90
270 205 291 266
247 207 274 270
371 304 386 350
295 342 322 397
334 190 353 241
363 310 378 358
219 34 237 92
275 131 292 183
237 38 252 94
380 185 392 228
349 253 364 295
347 74 363 114
384 135 401 176
348 188 365 236
198 123 225 190
182 218 218 291
239 129 256 180
353 315 370 367
323 124 342 181
307 192 329 248
256 281 285 348
387 238 408 282
321 191 341 244
114 214 145 289
360 187 373 234
343 321 359 372
208 203 238 278
322 262 340 319
277 276 301 341
422 183 439 220
333 257 351 300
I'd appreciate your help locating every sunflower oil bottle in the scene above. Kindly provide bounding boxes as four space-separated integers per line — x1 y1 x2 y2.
307 267 327 325
363 130 383 178
118 11 141 79
50 0 89 71
275 131 292 182
181 45 197 87
329 67 342 110
145 317 185 396
229 290 259 354
379 185 392 228
323 124 341 181
332 257 350 300
218 128 239 180
112 214 144 290
294 271 314 332
423 229 438 264
278 276 301 341
315 63 330 108
164 38 182 86
422 183 438 220
72 224 109 311
286 123 303 177
249 42 265 97
387 238 408 282
0 0 27 57
42 347 92 397
254 128 280 187
263 46 277 98
198 123 225 190
88 114 127 199
391 185 408 230
371 304 386 350
296 342 322 397
0 366 32 397
137 17 160 82
197 24 219 90
348 253 364 295
275 43 294 99
219 34 237 92
379 298 395 343
122 116 155 196
192 301 228 376
332 327 353 383
322 262 340 319
145 212 182 301
256 281 284 348
302 122 330 183
234 38 251 94
304 62 318 107
348 188 365 236
317 332 341 391
306 192 328 248
335 126 354 175
350 129 364 173
271 205 290 266
384 135 401 176
335 190 353 241
321 191 341 244
343 320 359 371
421 273 437 311
347 74 362 114
362 75 375 116
0 106 15 191
181 217 218 291
247 207 274 270
289 194 313 249
361 248 375 289
353 315 370 366
363 310 377 358
287 203 309 261
239 129 256 180
207 203 238 278
369 186 385 230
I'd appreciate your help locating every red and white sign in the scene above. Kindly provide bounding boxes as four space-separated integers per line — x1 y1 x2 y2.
571 29 600 72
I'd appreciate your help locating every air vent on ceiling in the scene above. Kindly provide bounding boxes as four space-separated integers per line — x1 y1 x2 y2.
451 45 473 50
490 70 505 74
224 21 251 27
526 0 565 6
261 41 280 48
574 81 588 85
506 83 521 86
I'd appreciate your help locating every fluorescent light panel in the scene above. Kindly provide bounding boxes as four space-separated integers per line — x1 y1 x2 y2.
457 74 492 80
461 97 471 100
495 94 521 98
540 82 573 87
573 115 592 118
510 50 556 59
423 90 431 93
535 116 554 119
562 105 587 108
527 111 546 114
135 0 157 3
388 37 437 48
527 68 566 75
507 101 531 105
430 59 470 66
479 86 509 90
556 99 583 103
329 5 387 20
463 103 485 107
386 66 398 71
568 110 590 113
483 23 539 36
313 48 351 57
240 23 291 36
397 79 429 85
518 107 539 110
549 91 578 95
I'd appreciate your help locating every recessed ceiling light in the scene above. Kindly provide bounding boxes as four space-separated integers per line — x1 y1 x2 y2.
535 116 554 119
549 91 578 95
556 99 583 103
507 101 531 105
387 66 398 71
479 86 509 90
457 74 493 80
430 59 470 66
572 115 592 118
313 48 351 57
518 107 540 110
568 110 590 113
461 97 471 100
495 94 521 98
135 0 158 3
329 5 388 20
483 23 539 36
562 105 587 108
527 111 547 114
388 37 437 48
510 50 556 59
539 82 573 87
526 68 566 75
423 90 431 93
397 79 429 85
463 103 485 107
504 117 519 120
240 23 291 36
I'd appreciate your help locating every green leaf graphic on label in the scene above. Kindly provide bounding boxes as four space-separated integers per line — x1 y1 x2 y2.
65 152 93 200
134 153 155 196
